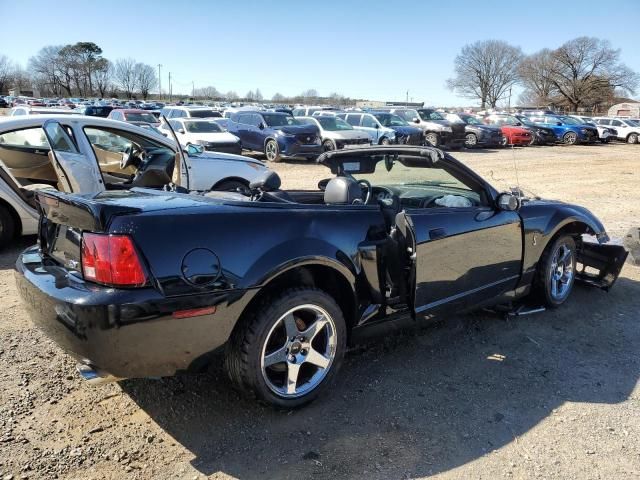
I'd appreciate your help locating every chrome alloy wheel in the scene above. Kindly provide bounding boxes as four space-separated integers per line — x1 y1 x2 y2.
260 304 337 398
548 243 574 301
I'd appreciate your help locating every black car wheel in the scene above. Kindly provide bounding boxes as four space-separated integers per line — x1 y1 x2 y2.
0 204 16 249
627 133 638 144
425 132 439 147
322 139 336 152
535 235 577 308
264 139 281 162
529 134 537 146
226 288 346 408
464 133 477 148
214 180 250 196
563 132 578 145
379 137 391 146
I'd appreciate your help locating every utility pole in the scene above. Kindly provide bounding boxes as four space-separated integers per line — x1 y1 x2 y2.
406 90 409 107
192 81 195 99
508 86 512 112
157 64 162 100
168 72 172 102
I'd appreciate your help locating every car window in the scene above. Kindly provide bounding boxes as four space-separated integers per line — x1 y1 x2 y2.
345 114 362 126
184 121 222 133
0 127 49 148
251 114 263 127
292 108 304 116
362 115 378 128
612 120 623 127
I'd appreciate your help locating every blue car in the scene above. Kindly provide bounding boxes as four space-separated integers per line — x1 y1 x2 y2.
369 111 424 145
228 111 322 162
526 114 599 145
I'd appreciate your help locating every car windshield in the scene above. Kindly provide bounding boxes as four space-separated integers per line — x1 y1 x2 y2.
189 109 221 118
184 121 222 133
374 113 408 127
558 116 581 125
515 116 534 126
490 115 520 126
461 115 482 125
393 110 420 122
317 117 353 131
624 119 639 126
124 112 157 123
418 109 445 121
263 114 301 127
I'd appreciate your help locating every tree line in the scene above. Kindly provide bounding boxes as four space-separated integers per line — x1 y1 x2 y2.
447 37 639 112
1 42 158 100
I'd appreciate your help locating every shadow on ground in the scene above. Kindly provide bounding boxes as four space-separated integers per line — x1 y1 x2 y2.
122 273 640 479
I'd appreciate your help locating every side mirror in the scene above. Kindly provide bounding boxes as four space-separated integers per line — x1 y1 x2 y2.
258 122 265 130
413 118 420 123
178 128 185 134
556 122 562 126
374 123 379 129
515 122 522 126
497 192 520 211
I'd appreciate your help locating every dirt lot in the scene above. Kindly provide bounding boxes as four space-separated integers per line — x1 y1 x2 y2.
0 144 639 480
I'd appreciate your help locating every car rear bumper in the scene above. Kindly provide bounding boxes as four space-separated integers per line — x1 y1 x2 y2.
14 247 248 380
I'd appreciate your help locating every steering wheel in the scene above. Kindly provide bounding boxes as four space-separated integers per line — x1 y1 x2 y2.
120 144 145 170
357 179 372 204
421 196 443 208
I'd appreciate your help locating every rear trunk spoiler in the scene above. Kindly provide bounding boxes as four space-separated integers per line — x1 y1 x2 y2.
576 237 629 291
36 190 142 233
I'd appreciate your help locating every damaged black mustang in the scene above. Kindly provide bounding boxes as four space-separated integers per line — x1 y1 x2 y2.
15 144 628 408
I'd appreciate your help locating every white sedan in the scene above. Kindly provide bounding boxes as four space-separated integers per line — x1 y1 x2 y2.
0 115 271 247
159 118 242 155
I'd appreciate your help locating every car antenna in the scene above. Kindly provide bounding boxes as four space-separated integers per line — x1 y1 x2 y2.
510 144 523 199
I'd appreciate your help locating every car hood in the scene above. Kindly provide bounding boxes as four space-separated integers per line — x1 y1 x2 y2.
390 125 423 135
325 130 369 140
273 124 318 135
471 124 501 133
188 132 240 143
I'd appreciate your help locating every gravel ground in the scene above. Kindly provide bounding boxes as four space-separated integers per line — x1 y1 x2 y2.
0 143 639 480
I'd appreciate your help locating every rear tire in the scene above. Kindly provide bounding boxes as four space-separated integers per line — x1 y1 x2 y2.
379 137 391 146
535 235 577 308
225 288 347 409
0 204 16 249
627 133 638 144
464 133 477 148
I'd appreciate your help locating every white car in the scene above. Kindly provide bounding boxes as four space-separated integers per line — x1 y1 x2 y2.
335 112 396 145
593 117 640 144
297 116 371 151
159 106 223 120
569 115 615 143
0 115 271 247
159 118 242 155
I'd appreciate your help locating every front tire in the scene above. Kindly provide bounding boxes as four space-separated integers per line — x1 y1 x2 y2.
627 133 638 144
226 288 347 408
464 133 477 148
379 137 391 146
425 132 439 147
0 204 16 249
563 132 578 145
264 139 281 162
322 139 336 152
535 235 577 308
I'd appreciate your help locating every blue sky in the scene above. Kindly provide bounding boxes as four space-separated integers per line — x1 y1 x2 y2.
1 0 639 105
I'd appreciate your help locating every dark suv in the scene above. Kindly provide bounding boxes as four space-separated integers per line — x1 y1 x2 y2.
228 111 322 162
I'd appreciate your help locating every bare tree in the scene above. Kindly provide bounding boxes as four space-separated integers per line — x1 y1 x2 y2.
194 85 220 98
546 37 639 112
301 88 318 100
113 58 138 98
518 49 555 106
93 60 112 98
447 40 523 108
135 63 157 100
271 92 285 102
0 55 16 94
255 88 263 101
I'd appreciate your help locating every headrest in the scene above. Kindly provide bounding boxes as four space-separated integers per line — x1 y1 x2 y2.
249 169 281 191
324 177 362 205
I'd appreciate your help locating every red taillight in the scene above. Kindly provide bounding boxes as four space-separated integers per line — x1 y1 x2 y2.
81 233 147 287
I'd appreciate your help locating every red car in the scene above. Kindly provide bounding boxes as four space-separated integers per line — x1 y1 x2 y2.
108 108 160 126
484 114 532 146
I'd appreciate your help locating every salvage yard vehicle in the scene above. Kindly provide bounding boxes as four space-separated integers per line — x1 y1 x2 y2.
297 115 371 151
513 115 558 145
412 108 467 149
15 145 628 408
484 114 533 146
108 108 160 126
569 115 616 143
526 114 599 145
445 112 504 148
0 115 271 247
158 118 242 155
593 117 640 144
227 111 323 162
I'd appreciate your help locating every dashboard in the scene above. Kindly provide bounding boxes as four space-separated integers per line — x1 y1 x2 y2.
369 184 481 208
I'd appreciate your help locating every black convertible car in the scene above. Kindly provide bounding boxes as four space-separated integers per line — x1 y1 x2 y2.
15 145 627 408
